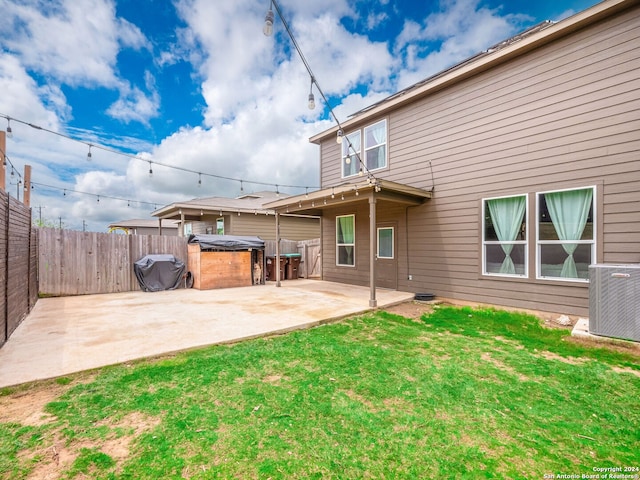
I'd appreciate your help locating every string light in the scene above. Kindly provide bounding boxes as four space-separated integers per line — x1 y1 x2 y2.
331 187 335 199
308 78 315 110
6 117 13 139
86 144 92 161
263 1 274 36
198 173 202 187
262 1 376 184
0 113 318 194
31 181 158 208
148 161 153 177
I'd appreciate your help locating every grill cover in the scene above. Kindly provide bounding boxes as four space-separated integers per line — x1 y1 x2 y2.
188 234 265 251
134 254 186 292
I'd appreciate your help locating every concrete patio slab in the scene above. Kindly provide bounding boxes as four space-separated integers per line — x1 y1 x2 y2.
0 280 413 388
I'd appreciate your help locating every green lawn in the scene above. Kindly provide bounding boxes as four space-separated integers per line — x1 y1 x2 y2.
1 305 639 479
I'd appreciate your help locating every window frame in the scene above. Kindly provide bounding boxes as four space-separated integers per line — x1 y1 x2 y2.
336 214 356 267
341 130 361 178
536 185 596 283
216 217 224 235
341 119 387 178
377 226 394 260
481 194 528 278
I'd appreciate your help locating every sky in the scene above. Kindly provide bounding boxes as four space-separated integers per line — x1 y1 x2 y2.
0 0 599 232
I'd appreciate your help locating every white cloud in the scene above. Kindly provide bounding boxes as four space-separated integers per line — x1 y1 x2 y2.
393 0 532 89
106 72 160 124
1 0 149 87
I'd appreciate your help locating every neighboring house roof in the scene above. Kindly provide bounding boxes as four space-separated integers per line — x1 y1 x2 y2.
152 191 289 221
310 0 632 143
109 219 179 229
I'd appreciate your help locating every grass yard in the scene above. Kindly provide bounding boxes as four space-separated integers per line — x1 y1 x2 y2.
1 305 639 479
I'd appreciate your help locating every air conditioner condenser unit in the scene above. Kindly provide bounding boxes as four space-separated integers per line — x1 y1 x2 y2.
589 264 640 342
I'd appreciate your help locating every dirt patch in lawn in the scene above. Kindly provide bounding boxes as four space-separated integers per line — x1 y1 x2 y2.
23 411 161 480
383 301 436 320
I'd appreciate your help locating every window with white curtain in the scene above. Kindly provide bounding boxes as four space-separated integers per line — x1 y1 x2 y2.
336 214 355 266
537 187 594 281
483 194 527 276
341 119 387 178
364 120 387 171
341 131 361 178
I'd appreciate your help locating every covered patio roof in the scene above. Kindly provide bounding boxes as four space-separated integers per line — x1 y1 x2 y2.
265 179 432 216
265 179 432 307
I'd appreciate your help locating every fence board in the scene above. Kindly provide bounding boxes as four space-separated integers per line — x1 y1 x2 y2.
38 228 188 296
0 191 35 346
0 190 7 347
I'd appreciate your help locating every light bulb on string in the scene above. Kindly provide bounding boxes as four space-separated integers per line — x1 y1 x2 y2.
148 161 153 177
263 2 274 36
308 78 315 110
198 173 202 187
336 129 343 144
86 144 92 161
6 118 13 139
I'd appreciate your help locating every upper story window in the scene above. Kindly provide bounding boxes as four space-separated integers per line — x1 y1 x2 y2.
483 194 527 277
341 131 361 178
537 187 595 281
341 119 387 178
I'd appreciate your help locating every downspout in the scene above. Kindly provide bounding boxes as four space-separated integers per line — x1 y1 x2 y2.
369 193 377 308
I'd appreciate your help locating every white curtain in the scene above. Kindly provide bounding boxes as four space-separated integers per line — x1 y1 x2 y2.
368 122 386 169
545 188 593 278
343 132 360 176
487 196 526 274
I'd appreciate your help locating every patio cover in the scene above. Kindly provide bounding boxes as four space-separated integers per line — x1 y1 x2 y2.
265 179 432 307
188 234 265 251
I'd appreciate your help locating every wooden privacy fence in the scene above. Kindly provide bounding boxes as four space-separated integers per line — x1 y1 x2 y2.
264 238 321 278
38 228 188 296
0 190 38 348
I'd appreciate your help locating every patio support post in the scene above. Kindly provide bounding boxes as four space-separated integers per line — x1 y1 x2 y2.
179 212 185 237
275 211 281 287
369 193 377 308
158 218 163 236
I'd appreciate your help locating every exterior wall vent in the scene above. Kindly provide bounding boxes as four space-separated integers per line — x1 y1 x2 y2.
589 264 640 342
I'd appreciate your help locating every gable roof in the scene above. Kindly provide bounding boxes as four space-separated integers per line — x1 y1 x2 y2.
310 0 634 143
152 191 289 220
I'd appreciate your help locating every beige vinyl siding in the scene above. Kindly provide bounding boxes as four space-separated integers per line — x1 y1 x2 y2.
228 213 319 241
318 6 640 316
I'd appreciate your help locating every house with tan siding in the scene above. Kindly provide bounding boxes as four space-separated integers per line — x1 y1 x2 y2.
152 191 320 241
266 0 640 316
